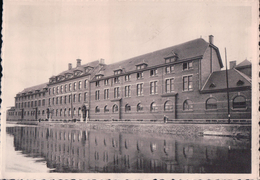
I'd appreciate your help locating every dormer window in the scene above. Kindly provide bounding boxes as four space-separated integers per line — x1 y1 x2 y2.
66 74 73 79
74 71 82 76
114 69 122 75
136 63 147 70
237 80 244 86
85 66 93 73
96 75 103 80
165 53 178 63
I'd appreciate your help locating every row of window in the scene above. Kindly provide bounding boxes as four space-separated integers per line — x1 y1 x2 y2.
95 77 190 100
94 95 247 113
16 99 46 109
48 108 82 117
16 92 46 102
95 61 193 87
48 92 88 106
49 80 88 95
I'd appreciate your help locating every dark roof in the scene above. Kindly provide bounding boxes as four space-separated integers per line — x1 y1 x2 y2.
56 60 100 76
201 68 251 93
99 38 215 77
18 82 48 94
235 59 251 68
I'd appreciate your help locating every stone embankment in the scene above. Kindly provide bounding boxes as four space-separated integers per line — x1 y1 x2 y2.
16 121 251 138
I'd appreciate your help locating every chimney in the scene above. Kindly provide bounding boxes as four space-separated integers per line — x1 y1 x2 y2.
68 63 72 70
99 58 105 65
229 61 236 69
76 59 81 67
209 35 214 44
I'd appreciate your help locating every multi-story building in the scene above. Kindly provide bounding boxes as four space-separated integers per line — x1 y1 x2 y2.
89 36 251 121
46 59 103 122
6 35 251 122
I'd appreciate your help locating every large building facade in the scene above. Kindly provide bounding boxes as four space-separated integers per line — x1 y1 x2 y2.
7 36 251 122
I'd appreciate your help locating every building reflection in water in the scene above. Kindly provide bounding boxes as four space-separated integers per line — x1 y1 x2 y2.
6 126 251 173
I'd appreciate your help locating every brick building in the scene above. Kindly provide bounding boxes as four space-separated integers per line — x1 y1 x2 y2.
89 36 251 121
6 35 251 122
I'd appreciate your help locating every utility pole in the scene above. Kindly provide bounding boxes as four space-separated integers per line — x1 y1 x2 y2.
225 48 231 123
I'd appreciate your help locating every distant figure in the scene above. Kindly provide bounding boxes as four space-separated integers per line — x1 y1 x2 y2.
164 115 168 123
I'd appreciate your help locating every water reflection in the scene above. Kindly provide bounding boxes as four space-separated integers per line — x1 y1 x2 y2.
6 125 251 173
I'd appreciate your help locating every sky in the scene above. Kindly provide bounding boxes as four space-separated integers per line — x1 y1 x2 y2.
2 0 258 111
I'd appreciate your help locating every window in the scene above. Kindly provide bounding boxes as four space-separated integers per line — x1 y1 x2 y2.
150 69 157 76
125 86 131 97
53 87 55 94
104 105 109 113
136 64 147 70
78 108 81 116
38 100 41 106
112 104 118 113
150 102 158 112
125 75 131 81
68 108 71 116
65 84 67 92
74 82 77 90
84 92 88 101
60 109 62 116
183 61 193 70
104 79 109 85
69 95 71 103
150 81 158 94
104 89 109 99
137 84 143 96
166 78 174 93
114 77 120 84
114 87 119 98
78 93 81 102
165 65 174 74
137 72 143 79
95 90 100 100
42 99 45 106
49 88 51 95
233 96 246 109
48 98 51 106
64 109 66 116
137 103 143 112
56 97 59 104
114 70 122 75
125 104 131 112
183 100 193 111
95 106 100 113
84 80 88 89
183 75 193 91
73 94 76 102
206 98 217 110
96 81 100 87
60 85 63 93
79 81 82 90
69 84 72 91
60 97 63 104
64 96 67 104
164 101 173 111
57 86 59 94
56 109 58 116
42 110 45 115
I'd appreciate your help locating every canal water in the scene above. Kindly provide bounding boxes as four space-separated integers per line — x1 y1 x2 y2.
5 124 251 173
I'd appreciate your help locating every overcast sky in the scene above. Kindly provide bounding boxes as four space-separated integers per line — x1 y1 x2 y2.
2 0 257 110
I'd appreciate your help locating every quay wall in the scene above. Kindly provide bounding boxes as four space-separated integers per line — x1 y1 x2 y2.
16 121 251 137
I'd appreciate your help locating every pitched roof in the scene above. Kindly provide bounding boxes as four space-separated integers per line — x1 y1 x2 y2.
235 59 251 68
201 69 251 93
99 38 212 77
18 82 48 94
56 60 100 76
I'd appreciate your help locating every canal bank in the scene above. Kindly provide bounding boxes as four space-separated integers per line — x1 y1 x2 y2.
14 121 251 138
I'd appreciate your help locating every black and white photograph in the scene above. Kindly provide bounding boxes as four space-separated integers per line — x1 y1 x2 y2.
1 0 259 179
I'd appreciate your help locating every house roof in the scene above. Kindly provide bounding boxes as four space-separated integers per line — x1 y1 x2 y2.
56 60 100 77
201 69 251 92
235 59 251 68
98 38 219 77
18 82 48 94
